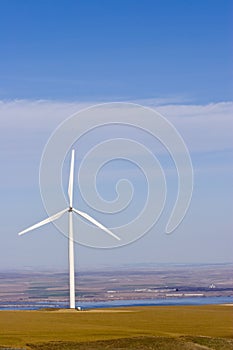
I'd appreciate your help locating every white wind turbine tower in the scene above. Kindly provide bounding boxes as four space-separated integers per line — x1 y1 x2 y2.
18 149 120 309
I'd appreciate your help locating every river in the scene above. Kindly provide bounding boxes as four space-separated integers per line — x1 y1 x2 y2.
0 296 232 310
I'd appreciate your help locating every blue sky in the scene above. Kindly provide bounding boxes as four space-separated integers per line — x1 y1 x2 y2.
0 0 232 102
0 1 232 270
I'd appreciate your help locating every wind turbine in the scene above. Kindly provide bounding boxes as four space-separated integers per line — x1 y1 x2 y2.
18 149 120 309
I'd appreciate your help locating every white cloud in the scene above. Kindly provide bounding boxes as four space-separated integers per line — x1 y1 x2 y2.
156 102 233 153
0 99 232 157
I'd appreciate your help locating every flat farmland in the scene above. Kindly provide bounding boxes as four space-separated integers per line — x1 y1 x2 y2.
1 264 232 305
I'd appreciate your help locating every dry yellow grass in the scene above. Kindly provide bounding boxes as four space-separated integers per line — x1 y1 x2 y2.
0 305 232 348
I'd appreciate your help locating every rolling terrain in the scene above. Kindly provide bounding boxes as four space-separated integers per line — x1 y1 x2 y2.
0 305 232 349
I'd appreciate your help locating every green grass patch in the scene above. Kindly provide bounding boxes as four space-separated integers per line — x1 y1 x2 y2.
183 336 233 350
27 336 233 350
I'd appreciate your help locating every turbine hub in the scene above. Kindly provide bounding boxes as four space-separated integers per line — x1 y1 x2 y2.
68 207 73 212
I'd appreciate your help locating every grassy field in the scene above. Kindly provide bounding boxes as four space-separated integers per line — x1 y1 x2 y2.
0 305 232 349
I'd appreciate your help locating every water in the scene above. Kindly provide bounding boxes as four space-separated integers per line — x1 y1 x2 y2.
0 296 232 310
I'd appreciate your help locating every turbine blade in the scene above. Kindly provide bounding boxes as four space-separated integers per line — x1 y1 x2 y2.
73 208 120 241
18 208 67 236
68 149 75 207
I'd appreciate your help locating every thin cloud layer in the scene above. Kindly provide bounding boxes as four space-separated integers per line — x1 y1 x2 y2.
0 99 232 155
